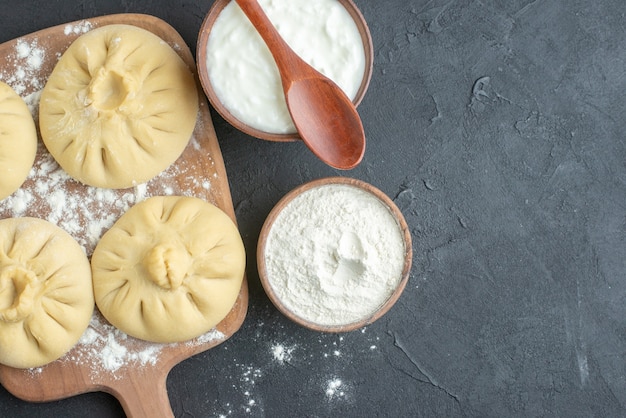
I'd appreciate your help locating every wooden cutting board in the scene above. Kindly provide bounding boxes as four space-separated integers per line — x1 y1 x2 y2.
0 14 248 417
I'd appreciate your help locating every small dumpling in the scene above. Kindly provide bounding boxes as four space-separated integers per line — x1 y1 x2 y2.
39 24 198 189
91 196 246 343
0 81 37 200
0 217 94 368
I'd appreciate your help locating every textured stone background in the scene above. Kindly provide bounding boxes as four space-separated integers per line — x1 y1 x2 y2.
1 0 625 416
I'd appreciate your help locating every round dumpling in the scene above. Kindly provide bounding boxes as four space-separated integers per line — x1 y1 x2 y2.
91 196 246 343
0 217 94 368
39 24 198 189
0 81 37 200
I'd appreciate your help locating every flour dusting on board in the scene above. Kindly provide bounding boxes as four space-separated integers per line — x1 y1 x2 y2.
0 137 202 255
62 314 225 381
64 20 93 36
0 38 45 95
1 20 91 97
0 90 215 255
0 24 225 380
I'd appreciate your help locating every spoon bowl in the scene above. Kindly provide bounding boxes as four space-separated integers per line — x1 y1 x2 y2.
197 0 373 144
285 72 365 169
234 0 365 169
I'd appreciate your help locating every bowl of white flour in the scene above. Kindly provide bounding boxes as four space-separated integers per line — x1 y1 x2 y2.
257 177 412 332
196 0 373 142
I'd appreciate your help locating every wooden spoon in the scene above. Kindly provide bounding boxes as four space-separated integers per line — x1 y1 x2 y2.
235 0 366 169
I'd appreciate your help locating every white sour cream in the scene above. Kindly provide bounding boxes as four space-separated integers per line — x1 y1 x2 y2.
206 0 367 135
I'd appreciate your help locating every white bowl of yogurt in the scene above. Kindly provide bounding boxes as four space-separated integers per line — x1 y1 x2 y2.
197 0 373 142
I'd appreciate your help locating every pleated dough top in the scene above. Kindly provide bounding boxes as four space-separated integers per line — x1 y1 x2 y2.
0 217 94 368
91 196 246 343
0 81 37 200
39 24 198 189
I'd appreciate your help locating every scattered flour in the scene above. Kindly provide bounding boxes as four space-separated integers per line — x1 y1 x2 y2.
62 314 225 381
324 374 351 402
64 20 93 36
240 364 262 385
322 336 345 359
325 378 346 399
217 361 263 416
67 314 161 378
0 144 177 255
271 343 296 364
0 38 45 95
191 328 227 346
240 364 262 414
23 88 41 115
26 367 44 378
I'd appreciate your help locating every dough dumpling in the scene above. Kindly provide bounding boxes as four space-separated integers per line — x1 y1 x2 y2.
0 217 94 368
0 81 37 200
39 24 199 189
91 196 245 343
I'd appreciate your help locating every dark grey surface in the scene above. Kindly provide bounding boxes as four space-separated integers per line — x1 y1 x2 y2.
1 0 625 416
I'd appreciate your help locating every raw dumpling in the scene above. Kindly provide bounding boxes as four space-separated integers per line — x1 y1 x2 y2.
91 196 245 343
0 81 37 200
39 24 198 189
0 217 94 368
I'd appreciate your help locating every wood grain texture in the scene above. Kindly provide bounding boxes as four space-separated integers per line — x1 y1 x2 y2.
0 14 248 418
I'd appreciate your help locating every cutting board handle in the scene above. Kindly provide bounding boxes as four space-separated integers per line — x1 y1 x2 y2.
108 370 173 418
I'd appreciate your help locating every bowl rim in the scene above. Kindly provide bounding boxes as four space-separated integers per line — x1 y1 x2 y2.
256 176 413 333
196 0 375 142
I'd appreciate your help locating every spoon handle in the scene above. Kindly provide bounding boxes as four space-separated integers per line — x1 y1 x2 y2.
235 0 314 84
